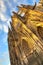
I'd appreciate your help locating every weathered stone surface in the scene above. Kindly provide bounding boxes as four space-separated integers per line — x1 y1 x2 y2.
8 0 43 65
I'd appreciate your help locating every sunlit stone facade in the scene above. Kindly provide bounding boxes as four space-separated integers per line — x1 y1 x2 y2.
8 0 43 65
36 0 43 12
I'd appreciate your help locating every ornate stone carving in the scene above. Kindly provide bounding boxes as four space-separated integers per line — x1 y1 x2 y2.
8 0 43 65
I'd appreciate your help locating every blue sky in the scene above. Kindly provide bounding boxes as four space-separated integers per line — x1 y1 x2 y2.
0 0 39 65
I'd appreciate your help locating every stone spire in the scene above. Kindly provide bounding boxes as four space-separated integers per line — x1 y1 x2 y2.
39 0 43 6
36 0 43 12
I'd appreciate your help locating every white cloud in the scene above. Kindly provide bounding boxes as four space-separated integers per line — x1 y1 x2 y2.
0 24 8 33
13 0 18 2
0 51 10 65
0 17 11 33
6 18 11 30
0 0 6 13
0 12 7 22
8 62 10 65
6 0 13 8
0 0 8 22
3 24 8 33
13 0 24 5
5 0 14 12
7 18 11 26
0 24 2 30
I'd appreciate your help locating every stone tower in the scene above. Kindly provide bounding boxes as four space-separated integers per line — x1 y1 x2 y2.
8 0 43 65
36 0 43 11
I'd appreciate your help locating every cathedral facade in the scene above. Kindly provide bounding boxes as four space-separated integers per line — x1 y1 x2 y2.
8 0 43 65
